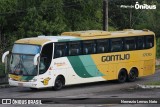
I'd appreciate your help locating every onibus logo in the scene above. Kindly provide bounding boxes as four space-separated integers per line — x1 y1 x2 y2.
135 2 156 10
120 2 156 10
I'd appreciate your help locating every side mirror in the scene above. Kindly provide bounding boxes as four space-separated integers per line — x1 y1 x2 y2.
2 51 9 63
34 53 40 65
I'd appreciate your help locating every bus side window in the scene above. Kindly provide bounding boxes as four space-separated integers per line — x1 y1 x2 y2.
111 38 123 52
96 39 109 53
68 41 81 56
145 35 154 49
137 36 145 50
40 43 53 74
54 42 67 58
83 40 96 55
124 37 136 51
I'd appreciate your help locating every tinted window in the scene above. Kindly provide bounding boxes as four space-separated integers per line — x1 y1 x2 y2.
40 43 53 74
111 38 123 52
96 39 109 53
137 37 145 49
83 40 96 55
68 41 81 56
12 44 40 54
124 37 136 51
54 42 67 58
146 36 154 49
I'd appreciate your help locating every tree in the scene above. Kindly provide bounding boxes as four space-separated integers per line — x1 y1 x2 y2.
0 0 160 59
157 38 160 58
18 0 67 37
0 0 18 55
135 1 160 38
63 0 103 31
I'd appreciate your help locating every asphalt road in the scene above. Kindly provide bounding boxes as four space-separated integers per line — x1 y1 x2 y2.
0 69 160 107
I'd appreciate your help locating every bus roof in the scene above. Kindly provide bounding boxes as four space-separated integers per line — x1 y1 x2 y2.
61 29 154 40
15 36 80 45
15 29 154 45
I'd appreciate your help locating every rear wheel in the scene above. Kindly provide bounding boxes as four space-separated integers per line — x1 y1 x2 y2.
118 70 127 83
127 68 137 82
53 77 64 90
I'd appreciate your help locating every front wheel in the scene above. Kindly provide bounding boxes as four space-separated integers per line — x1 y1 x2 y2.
118 70 127 83
53 77 64 90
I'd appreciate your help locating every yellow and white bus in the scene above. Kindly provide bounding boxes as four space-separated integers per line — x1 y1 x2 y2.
2 29 156 90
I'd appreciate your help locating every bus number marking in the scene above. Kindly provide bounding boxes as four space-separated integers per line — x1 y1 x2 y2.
143 53 152 57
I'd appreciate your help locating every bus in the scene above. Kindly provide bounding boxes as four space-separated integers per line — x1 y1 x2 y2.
2 29 156 90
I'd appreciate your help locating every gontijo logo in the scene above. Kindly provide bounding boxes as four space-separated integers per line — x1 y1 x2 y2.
135 2 156 10
102 54 130 62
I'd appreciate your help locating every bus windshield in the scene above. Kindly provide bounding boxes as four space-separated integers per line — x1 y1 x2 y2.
12 44 40 54
9 44 41 76
10 54 38 76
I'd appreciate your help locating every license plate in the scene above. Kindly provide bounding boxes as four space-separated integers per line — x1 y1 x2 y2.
18 83 23 87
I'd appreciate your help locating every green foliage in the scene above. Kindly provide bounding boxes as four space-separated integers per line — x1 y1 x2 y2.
156 38 160 58
63 0 102 31
0 0 18 59
0 0 160 59
145 81 160 85
133 0 160 37
0 63 5 77
17 0 67 37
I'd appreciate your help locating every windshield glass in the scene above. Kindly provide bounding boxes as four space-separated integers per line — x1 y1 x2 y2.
10 54 38 76
12 44 40 54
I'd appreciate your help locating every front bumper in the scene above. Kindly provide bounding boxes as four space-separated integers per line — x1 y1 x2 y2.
9 79 38 88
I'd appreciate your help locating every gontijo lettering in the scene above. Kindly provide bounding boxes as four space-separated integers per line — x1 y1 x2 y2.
102 54 130 62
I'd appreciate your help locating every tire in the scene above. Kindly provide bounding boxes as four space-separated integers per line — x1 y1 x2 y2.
118 70 127 83
127 69 137 82
53 77 64 90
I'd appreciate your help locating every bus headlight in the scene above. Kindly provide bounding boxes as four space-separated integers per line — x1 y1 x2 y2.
29 78 37 82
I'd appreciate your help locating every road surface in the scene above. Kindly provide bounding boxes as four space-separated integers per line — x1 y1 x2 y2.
0 69 160 107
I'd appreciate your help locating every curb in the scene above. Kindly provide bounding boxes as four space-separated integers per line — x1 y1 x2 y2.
0 84 11 88
137 84 160 89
